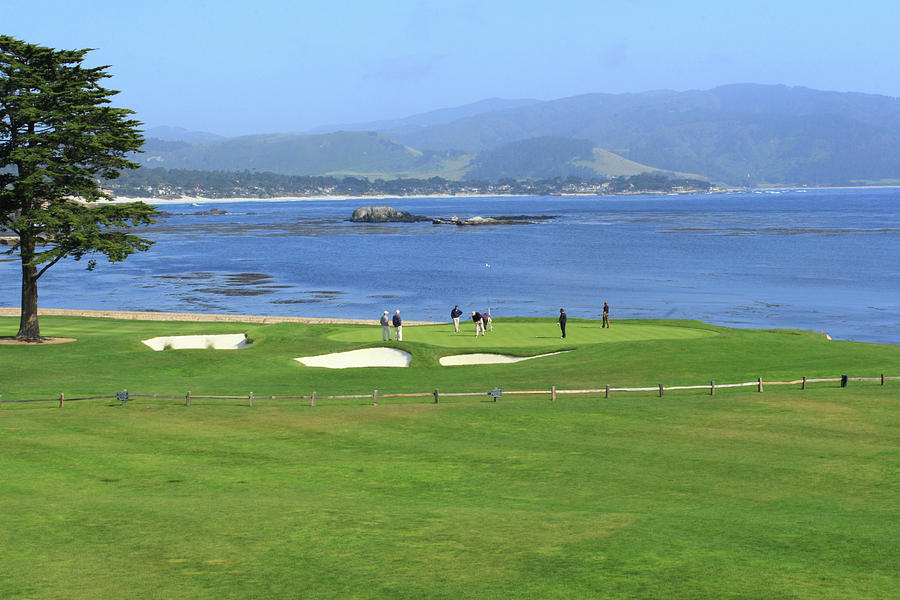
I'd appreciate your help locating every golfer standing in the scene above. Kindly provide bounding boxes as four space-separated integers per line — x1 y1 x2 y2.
392 310 403 341
558 308 567 339
602 302 610 328
451 305 463 333
380 310 391 341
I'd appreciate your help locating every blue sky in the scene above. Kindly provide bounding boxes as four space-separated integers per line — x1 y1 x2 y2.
5 0 899 136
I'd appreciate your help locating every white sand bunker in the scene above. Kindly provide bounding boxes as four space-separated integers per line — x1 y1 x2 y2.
440 350 571 366
295 347 412 369
142 334 250 351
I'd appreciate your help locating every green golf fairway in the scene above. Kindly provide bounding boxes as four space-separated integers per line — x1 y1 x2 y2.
329 318 719 349
2 315 899 599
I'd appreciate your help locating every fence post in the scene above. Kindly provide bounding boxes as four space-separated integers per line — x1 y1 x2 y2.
551 385 556 401
185 391 191 406
757 378 763 393
0 393 3 409
122 389 128 406
373 389 378 406
605 384 610 398
311 391 317 406
249 391 254 407
658 384 664 398
882 373 885 386
840 374 848 388
710 380 715 396
801 376 806 390
433 388 439 404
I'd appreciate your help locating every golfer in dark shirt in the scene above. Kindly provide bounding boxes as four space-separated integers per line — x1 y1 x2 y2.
451 305 462 333
558 308 567 338
392 310 402 341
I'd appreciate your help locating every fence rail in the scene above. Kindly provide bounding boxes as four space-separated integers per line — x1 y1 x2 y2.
1 372 896 409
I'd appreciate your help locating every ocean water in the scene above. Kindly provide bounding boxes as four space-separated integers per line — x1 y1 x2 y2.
1 188 898 344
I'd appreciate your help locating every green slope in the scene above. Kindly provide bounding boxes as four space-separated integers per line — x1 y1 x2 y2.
139 130 466 178
137 132 674 182
1 315 898 599
138 85 900 185
464 136 704 180
388 84 900 185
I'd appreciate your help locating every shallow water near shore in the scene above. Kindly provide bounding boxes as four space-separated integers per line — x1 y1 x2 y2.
1 188 898 344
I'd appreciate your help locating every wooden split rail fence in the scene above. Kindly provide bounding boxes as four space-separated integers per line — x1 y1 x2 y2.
1 373 897 409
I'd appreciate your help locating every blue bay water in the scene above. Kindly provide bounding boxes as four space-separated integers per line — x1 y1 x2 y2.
1 188 898 344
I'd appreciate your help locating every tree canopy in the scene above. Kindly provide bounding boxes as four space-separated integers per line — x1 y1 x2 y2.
0 35 158 340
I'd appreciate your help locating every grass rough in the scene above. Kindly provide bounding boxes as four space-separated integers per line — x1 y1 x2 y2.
1 316 898 599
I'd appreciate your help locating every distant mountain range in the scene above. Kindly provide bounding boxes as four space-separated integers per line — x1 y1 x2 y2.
144 126 223 144
138 84 900 186
303 97 542 135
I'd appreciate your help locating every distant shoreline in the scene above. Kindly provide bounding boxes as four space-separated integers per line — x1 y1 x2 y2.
106 193 535 205
803 185 900 190
105 184 900 205
0 307 440 326
111 190 709 205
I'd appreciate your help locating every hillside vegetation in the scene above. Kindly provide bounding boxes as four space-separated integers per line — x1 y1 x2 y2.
464 137 703 180
387 84 900 186
135 84 900 186
142 131 469 179
136 132 661 182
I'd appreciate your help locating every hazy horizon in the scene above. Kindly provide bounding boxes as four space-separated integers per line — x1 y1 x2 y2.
6 0 899 136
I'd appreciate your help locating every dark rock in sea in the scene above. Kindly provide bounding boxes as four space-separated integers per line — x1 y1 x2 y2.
350 206 430 223
431 215 556 226
193 208 228 215
492 215 556 221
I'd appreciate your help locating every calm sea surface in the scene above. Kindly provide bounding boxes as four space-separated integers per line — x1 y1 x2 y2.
2 188 898 344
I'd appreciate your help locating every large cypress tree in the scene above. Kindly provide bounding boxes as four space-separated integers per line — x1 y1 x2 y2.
0 36 158 341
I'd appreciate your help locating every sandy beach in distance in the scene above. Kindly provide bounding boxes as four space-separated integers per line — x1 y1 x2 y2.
0 307 439 326
102 193 534 205
101 184 900 205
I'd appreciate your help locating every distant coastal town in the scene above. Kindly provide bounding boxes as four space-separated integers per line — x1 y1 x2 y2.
103 168 713 200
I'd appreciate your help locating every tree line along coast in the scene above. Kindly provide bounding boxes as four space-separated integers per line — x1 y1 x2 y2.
101 168 713 200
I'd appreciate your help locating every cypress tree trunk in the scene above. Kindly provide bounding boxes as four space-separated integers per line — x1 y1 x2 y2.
17 235 41 341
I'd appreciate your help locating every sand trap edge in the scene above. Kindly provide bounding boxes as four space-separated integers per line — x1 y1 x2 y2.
142 334 250 351
440 350 572 366
295 347 412 369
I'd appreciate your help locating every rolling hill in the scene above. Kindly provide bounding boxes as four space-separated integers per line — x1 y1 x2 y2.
383 84 900 185
304 97 541 135
136 84 900 185
135 132 665 181
463 136 699 181
139 131 470 179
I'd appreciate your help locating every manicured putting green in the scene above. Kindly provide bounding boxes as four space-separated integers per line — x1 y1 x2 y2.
328 319 719 348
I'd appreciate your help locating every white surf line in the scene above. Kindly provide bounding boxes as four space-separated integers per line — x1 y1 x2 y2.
439 350 572 366
142 334 250 351
295 348 412 369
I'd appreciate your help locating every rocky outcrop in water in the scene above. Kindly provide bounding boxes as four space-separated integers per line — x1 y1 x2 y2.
431 215 555 226
350 206 429 223
350 206 555 226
